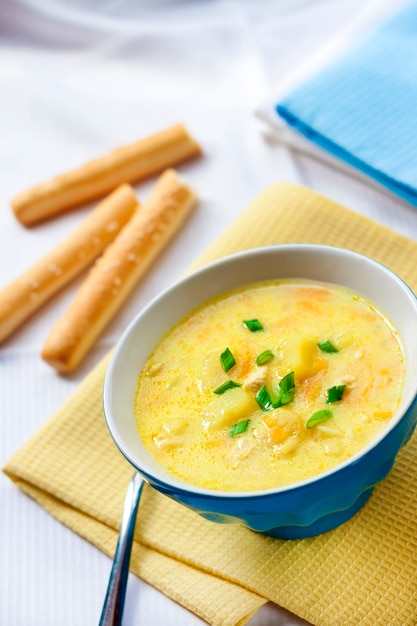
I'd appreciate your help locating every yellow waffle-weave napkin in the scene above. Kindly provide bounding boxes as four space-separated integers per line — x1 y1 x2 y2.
4 183 417 626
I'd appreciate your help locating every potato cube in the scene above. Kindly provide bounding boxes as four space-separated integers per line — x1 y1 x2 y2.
199 351 226 392
281 334 318 381
201 387 258 431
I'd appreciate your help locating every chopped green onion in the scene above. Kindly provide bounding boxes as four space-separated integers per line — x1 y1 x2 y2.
272 371 296 408
277 389 295 406
220 347 236 372
230 419 250 437
256 349 274 366
317 340 339 353
306 409 333 428
279 371 295 394
255 385 273 411
327 384 346 403
214 380 241 395
243 319 263 332
255 373 296 411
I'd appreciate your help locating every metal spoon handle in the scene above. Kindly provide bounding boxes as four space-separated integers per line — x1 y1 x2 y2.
99 473 144 626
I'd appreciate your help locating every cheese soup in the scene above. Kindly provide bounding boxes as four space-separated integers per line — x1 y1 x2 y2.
134 279 405 491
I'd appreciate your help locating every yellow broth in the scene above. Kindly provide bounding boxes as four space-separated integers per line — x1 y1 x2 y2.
134 279 406 491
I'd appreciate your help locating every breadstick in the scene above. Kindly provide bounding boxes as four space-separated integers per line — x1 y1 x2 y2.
12 124 201 226
0 184 139 343
41 169 197 372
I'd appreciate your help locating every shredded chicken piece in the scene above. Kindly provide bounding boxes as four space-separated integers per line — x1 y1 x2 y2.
242 367 268 392
230 437 256 469
339 374 355 384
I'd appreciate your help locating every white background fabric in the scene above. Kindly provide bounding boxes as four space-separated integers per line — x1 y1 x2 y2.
1 1 416 624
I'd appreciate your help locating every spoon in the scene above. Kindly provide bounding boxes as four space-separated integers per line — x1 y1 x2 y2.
99 473 144 626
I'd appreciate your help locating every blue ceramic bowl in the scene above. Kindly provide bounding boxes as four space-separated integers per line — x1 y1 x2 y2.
103 244 417 538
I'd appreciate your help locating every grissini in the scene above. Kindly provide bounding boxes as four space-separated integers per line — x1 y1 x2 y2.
42 169 197 372
11 123 201 226
0 184 139 343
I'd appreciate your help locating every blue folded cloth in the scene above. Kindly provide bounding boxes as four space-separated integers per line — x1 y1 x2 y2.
276 0 417 206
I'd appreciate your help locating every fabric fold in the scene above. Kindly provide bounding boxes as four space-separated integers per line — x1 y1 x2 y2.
4 183 417 625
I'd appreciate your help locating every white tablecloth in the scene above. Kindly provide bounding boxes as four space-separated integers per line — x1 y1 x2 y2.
2 1 417 624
